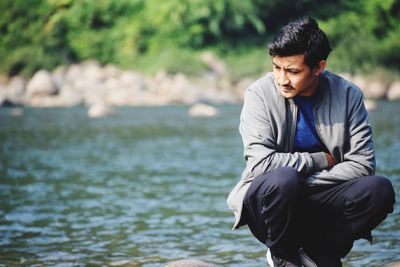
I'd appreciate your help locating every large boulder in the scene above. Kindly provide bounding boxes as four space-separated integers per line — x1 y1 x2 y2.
88 102 114 118
2 76 26 105
103 64 121 79
118 70 147 91
364 99 377 111
52 65 67 90
352 75 389 99
80 60 105 83
58 85 84 107
26 70 57 97
387 81 400 101
363 80 388 99
188 103 219 117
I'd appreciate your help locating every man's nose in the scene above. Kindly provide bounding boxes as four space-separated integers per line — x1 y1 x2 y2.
278 71 289 86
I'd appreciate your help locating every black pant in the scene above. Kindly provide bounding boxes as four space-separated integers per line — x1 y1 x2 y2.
243 167 395 261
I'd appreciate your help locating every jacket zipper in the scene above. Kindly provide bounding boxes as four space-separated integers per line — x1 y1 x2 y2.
313 105 329 154
289 100 298 152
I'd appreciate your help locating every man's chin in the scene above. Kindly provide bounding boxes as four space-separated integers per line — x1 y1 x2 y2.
279 89 297 98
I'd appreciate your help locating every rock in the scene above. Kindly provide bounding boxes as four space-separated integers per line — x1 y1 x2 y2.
364 99 377 111
363 80 388 99
119 70 147 91
65 64 82 84
234 77 255 101
103 64 121 78
88 102 114 118
2 76 26 105
387 81 400 101
26 70 57 97
152 71 198 104
165 259 217 267
80 60 104 83
27 95 62 107
188 103 219 117
105 86 139 106
58 85 84 107
352 75 368 94
352 75 389 99
52 65 67 90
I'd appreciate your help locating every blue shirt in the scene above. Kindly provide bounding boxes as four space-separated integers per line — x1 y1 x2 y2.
293 95 325 153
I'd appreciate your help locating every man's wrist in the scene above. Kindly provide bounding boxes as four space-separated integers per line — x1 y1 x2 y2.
310 152 329 171
325 153 335 168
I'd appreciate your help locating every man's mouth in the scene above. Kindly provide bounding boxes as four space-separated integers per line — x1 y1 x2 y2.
281 86 293 92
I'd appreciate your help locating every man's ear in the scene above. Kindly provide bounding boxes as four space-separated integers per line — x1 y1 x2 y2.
314 60 326 76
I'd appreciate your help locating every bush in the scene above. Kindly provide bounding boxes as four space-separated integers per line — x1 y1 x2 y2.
0 0 399 76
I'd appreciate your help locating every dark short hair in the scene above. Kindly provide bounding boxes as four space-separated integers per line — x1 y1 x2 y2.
268 16 332 68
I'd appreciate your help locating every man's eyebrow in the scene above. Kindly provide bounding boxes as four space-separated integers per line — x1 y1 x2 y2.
286 67 301 71
272 61 301 71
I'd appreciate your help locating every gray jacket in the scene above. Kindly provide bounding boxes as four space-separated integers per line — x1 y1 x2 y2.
227 71 375 229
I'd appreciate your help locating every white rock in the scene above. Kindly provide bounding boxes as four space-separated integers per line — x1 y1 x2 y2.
364 99 377 111
58 85 84 107
52 65 67 90
363 80 388 99
88 102 114 118
65 64 82 84
352 75 367 90
3 76 26 105
119 70 147 91
387 81 400 101
80 60 104 82
105 87 140 106
234 77 255 101
26 70 57 97
103 64 121 78
188 103 219 117
165 259 217 267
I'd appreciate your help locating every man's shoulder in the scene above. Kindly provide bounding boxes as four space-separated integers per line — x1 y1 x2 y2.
322 70 363 98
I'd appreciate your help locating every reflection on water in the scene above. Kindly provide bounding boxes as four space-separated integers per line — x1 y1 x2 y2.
0 103 399 267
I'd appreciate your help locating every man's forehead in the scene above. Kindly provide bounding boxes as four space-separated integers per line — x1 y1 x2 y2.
272 54 306 68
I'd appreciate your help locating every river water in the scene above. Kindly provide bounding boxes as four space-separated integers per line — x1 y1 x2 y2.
0 102 399 267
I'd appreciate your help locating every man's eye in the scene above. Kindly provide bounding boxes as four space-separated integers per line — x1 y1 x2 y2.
288 70 299 74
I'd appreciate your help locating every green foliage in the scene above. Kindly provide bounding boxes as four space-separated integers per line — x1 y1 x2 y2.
0 0 399 76
220 47 272 81
320 0 400 73
0 0 58 76
134 49 207 76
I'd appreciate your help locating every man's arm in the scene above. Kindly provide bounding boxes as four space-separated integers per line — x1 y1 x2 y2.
307 90 375 186
240 87 329 180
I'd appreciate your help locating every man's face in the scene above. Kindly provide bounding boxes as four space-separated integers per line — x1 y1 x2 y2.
272 54 322 98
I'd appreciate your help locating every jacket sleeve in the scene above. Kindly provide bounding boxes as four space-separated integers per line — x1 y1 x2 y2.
307 89 375 186
240 87 328 180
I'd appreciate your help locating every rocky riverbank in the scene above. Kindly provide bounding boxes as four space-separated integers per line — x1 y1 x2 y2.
1 53 399 117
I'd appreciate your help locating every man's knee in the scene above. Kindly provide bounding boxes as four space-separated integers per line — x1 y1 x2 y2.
263 167 303 196
363 176 395 212
247 167 303 200
345 176 395 216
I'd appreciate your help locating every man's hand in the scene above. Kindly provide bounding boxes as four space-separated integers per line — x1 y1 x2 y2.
325 153 335 168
